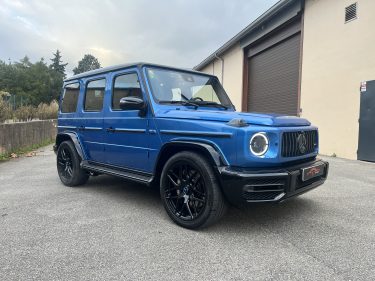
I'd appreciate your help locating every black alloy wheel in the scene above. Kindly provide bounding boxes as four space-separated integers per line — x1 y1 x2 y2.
164 162 207 221
160 151 227 229
57 146 73 180
56 141 89 187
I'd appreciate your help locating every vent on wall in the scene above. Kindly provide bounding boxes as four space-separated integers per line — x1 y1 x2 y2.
345 3 357 23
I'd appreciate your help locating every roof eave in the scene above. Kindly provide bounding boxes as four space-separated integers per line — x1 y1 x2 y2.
193 0 294 70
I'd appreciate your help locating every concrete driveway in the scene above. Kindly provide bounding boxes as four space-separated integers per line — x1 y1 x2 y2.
0 145 374 281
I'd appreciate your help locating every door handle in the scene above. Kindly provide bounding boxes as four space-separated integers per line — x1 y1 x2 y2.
106 127 115 133
78 126 85 131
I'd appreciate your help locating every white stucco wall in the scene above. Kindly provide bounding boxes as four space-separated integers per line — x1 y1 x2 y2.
300 0 375 159
197 43 244 111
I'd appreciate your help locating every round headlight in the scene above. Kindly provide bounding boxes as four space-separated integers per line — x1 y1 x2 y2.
250 133 269 156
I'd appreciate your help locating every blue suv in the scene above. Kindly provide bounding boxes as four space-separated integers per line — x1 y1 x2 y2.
55 63 328 229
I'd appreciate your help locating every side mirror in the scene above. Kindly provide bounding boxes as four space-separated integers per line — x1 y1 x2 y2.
119 96 144 110
119 96 146 116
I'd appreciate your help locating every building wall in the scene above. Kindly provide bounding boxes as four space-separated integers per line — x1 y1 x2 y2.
198 43 244 111
301 0 375 159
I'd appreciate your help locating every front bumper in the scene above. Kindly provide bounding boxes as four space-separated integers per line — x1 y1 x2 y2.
219 159 329 205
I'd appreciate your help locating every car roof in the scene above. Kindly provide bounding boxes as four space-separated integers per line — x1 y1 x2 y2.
64 62 212 82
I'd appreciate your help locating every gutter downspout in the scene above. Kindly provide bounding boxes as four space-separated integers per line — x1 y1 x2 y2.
214 53 224 86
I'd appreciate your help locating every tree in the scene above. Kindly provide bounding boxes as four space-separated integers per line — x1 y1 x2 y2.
18 56 32 68
73 54 101 75
49 50 67 101
0 57 58 107
50 49 68 78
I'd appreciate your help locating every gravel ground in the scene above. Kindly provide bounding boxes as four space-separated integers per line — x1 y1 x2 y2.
0 145 374 281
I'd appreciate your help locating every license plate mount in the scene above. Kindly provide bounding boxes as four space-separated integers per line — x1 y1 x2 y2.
301 163 325 182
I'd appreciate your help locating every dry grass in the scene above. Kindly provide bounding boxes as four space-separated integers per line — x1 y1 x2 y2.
36 100 58 120
0 100 58 123
0 98 12 123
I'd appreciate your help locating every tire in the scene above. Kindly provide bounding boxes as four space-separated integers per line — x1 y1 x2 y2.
160 151 227 229
56 141 89 187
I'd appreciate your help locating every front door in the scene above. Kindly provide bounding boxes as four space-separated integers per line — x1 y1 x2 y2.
358 80 375 161
103 70 149 172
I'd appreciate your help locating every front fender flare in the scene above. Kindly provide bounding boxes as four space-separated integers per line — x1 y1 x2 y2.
157 140 228 168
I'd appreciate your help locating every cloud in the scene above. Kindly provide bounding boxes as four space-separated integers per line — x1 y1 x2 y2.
0 0 278 75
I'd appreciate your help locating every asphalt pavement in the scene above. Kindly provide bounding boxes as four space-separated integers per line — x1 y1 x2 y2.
0 145 374 281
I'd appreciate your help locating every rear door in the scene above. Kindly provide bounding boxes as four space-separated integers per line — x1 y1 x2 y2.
103 69 149 172
78 77 106 163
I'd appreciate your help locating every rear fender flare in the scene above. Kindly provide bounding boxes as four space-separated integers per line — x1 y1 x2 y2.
55 132 86 160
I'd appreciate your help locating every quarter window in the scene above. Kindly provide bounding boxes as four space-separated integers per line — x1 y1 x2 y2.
84 79 106 111
61 83 79 113
112 73 142 110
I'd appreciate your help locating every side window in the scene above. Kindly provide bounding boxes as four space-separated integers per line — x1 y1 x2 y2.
61 83 80 113
112 73 142 110
84 79 106 112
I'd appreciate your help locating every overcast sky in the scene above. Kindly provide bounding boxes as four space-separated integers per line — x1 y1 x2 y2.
0 0 278 75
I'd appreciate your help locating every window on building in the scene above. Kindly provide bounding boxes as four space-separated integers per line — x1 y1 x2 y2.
61 83 79 113
345 3 357 23
112 73 142 110
84 79 106 111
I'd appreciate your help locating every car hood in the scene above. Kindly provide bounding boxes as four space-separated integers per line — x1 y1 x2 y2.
155 109 311 127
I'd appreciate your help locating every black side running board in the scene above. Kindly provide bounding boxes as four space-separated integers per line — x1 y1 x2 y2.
81 160 153 185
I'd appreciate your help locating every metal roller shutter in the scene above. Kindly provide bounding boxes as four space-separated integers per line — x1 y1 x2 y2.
247 33 301 116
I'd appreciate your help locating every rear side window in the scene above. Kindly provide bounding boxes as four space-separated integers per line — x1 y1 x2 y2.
84 79 106 111
112 73 142 110
61 83 80 113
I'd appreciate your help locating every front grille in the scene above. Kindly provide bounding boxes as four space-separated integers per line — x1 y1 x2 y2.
281 130 317 158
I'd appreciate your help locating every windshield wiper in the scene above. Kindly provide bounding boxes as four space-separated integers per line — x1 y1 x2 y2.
160 92 229 110
180 93 191 102
181 93 229 110
159 100 199 109
193 101 229 110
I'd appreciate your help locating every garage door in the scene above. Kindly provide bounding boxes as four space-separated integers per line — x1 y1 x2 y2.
247 33 301 116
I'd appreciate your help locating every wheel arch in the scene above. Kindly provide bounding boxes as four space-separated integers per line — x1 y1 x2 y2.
153 141 227 185
54 132 85 160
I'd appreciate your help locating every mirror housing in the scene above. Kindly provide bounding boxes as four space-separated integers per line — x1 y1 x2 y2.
119 96 145 110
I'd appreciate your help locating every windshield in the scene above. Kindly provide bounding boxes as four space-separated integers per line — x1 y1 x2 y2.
146 67 233 109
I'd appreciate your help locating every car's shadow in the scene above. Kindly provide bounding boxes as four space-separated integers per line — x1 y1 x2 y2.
82 175 321 233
